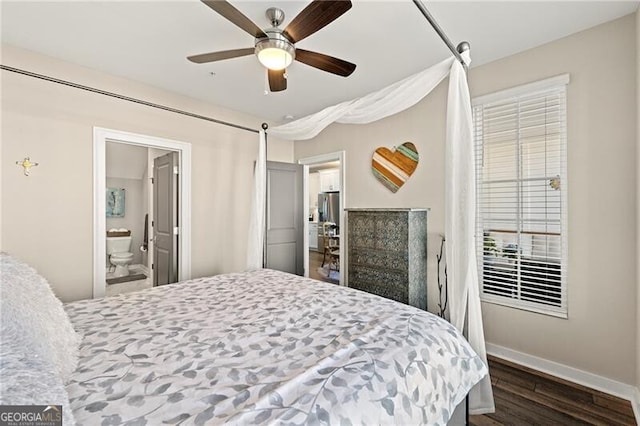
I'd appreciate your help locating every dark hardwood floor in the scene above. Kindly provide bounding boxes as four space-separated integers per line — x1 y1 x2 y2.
309 250 339 284
470 356 637 426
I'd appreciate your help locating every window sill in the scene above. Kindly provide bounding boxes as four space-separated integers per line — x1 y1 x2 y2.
480 295 568 319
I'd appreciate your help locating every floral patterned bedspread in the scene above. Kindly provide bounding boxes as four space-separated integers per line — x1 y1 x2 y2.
64 269 486 425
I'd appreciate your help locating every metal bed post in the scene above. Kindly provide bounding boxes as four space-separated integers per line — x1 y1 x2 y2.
457 38 472 426
261 123 269 268
0 65 261 134
411 1 474 424
411 0 470 70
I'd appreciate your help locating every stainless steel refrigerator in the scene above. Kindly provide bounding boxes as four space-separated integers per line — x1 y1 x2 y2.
318 191 340 250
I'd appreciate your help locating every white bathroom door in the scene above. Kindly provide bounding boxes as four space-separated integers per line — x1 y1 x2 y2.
265 161 304 276
153 152 179 286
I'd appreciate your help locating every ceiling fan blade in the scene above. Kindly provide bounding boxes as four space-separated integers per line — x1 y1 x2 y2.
187 48 254 64
268 69 287 92
283 0 352 43
201 0 267 38
295 49 356 77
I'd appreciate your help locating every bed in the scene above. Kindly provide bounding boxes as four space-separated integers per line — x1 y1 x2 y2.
0 254 487 425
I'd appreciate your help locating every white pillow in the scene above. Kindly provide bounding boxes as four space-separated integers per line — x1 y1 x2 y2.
0 314 76 426
0 253 80 382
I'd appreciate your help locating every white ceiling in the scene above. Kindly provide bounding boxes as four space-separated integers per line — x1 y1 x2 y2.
2 1 638 123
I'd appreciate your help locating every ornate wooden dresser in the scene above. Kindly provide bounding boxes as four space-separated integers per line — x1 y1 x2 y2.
346 208 428 310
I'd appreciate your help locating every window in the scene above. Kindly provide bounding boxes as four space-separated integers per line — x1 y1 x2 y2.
473 75 569 317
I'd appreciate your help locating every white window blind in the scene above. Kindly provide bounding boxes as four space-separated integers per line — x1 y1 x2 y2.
473 75 569 317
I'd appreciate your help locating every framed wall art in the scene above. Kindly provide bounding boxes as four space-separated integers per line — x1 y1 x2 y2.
106 187 125 217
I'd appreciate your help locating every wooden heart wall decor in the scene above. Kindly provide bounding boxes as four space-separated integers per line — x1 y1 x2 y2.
371 142 419 193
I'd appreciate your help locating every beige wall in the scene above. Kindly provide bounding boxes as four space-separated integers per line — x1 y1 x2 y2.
295 14 637 385
295 84 448 317
636 9 640 392
308 172 320 213
473 14 636 385
1 44 293 302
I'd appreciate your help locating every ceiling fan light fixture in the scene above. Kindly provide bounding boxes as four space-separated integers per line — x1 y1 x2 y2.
189 1 356 91
255 38 295 71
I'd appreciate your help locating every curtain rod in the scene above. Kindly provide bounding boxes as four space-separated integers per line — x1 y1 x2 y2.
411 0 470 69
0 64 260 134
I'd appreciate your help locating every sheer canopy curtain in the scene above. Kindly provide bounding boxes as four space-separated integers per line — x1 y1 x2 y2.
246 51 494 414
267 55 456 140
245 130 266 271
446 59 495 414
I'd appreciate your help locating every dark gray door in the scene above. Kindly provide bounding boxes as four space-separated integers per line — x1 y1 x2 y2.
153 152 179 286
266 161 304 276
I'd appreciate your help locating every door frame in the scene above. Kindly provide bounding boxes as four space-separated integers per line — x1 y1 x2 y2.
298 151 346 285
93 127 192 298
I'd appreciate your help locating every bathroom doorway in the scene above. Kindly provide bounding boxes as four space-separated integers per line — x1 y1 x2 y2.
104 142 155 295
298 151 345 285
94 128 192 299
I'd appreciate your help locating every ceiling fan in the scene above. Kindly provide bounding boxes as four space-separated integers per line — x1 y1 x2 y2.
187 0 357 92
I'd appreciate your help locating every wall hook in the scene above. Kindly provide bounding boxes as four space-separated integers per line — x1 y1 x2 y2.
16 157 39 176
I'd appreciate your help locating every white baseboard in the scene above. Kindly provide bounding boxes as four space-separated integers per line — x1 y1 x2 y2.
632 387 640 424
486 342 638 423
138 263 149 275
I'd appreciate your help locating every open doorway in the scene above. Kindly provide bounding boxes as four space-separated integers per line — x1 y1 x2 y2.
298 151 345 285
93 127 192 299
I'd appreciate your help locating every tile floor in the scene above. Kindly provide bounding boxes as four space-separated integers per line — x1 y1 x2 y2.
105 264 152 297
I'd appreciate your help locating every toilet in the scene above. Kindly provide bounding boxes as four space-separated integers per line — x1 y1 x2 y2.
106 236 134 278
